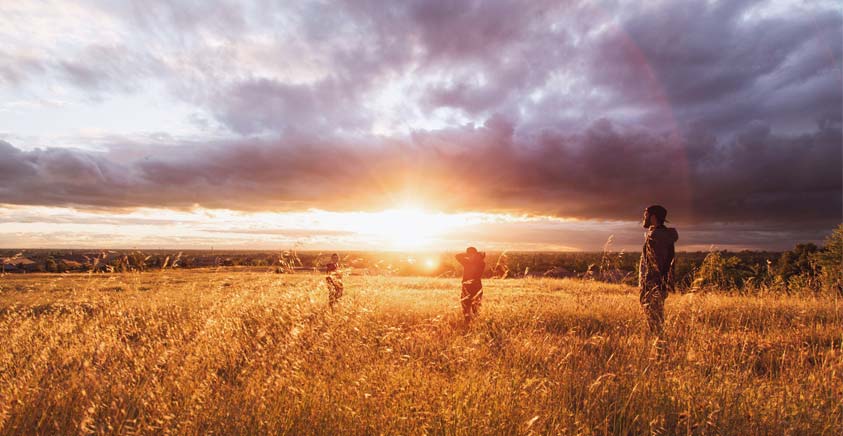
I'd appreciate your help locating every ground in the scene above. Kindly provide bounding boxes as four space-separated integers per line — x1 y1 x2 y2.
0 271 841 435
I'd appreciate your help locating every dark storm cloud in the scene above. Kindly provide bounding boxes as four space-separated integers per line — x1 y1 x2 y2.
2 1 840 237
595 0 843 133
0 115 839 229
0 140 133 207
688 120 841 222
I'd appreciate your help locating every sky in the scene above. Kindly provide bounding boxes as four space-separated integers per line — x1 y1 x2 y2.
0 0 841 252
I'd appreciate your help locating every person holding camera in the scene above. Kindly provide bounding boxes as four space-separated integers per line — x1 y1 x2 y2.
455 247 486 324
325 253 344 309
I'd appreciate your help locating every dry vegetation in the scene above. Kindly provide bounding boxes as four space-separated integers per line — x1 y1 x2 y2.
0 271 841 435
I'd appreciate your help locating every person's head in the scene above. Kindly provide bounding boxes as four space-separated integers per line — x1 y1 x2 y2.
466 246 484 259
642 205 668 228
331 253 339 263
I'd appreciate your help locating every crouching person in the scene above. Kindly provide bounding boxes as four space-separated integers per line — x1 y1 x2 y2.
456 247 485 324
639 205 678 337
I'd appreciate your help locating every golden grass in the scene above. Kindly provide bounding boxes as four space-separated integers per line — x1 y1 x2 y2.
0 271 841 435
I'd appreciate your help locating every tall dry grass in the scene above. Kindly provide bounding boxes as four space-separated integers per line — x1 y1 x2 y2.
0 271 840 435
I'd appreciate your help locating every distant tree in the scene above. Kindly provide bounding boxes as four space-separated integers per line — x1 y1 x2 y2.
127 252 148 271
814 224 843 291
777 243 819 281
692 251 761 290
45 257 58 273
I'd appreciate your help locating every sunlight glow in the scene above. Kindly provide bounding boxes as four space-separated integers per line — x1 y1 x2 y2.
0 205 585 251
350 207 460 249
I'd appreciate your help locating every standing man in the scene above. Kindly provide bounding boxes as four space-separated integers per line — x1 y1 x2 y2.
325 253 344 310
639 205 679 336
456 247 486 324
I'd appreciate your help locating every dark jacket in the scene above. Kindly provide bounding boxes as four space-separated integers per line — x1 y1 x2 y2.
639 225 679 294
456 254 485 288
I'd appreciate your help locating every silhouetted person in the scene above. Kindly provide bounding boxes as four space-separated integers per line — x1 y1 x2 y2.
639 205 678 337
456 247 485 324
325 253 343 309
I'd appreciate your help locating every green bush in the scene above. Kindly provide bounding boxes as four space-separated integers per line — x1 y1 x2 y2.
692 251 752 290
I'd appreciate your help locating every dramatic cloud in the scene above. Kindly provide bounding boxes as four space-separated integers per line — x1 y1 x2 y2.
0 0 840 249
1 115 839 227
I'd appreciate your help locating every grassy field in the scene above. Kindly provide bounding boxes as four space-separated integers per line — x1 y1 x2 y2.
0 271 841 435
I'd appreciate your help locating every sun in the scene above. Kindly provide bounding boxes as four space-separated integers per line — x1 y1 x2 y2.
376 207 436 249
353 206 459 250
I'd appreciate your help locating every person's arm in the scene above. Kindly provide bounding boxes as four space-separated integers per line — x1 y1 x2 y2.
638 253 644 288
455 253 468 266
666 243 676 290
639 238 650 288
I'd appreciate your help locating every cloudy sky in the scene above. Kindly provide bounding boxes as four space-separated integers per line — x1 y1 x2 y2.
1 0 840 251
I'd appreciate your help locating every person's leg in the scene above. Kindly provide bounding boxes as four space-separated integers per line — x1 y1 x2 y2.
327 278 338 308
471 287 483 317
640 287 664 335
640 286 668 361
460 284 473 323
647 295 665 336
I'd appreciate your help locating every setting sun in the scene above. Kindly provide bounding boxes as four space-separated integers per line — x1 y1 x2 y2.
352 207 461 250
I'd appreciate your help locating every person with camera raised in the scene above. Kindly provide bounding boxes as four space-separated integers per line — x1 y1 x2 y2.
455 247 486 324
